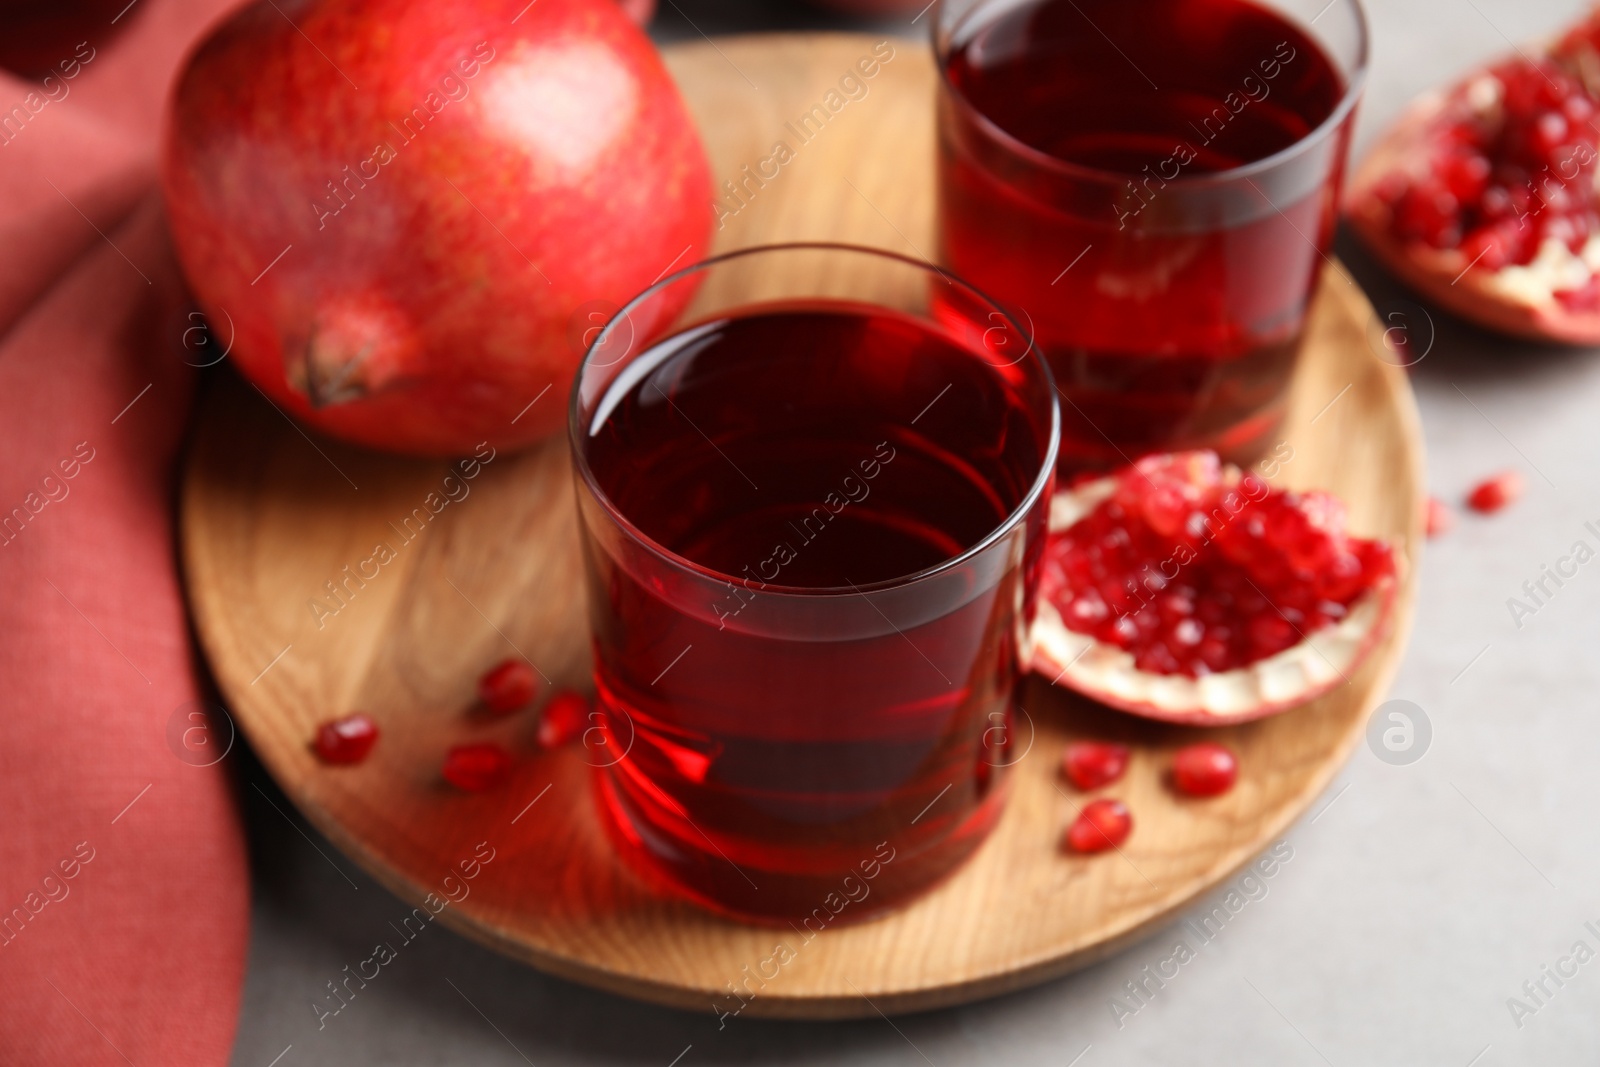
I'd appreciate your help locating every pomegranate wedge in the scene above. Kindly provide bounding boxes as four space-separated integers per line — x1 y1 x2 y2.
1030 452 1399 724
1348 21 1600 344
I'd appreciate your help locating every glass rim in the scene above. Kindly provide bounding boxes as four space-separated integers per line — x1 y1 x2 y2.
932 0 1371 191
567 241 1062 598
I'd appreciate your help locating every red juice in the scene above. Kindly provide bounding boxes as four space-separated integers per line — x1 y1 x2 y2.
575 301 1052 921
938 0 1353 470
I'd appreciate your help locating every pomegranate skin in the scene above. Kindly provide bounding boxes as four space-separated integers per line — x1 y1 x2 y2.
161 0 712 455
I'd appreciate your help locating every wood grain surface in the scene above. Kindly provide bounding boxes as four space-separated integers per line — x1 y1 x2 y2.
179 33 1425 1017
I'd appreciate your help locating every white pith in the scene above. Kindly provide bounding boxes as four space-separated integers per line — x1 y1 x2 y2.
1483 235 1600 308
1030 475 1392 722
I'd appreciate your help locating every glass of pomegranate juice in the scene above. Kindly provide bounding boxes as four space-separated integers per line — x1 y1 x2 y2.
569 244 1059 922
936 0 1368 472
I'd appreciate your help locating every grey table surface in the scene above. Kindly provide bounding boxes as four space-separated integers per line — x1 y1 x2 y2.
226 1 1600 1063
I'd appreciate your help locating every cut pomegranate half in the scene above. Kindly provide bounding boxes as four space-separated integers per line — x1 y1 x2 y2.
1030 452 1400 724
1347 41 1600 343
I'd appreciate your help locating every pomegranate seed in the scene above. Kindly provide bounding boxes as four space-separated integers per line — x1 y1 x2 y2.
314 713 379 764
1064 798 1133 853
1384 57 1600 270
1438 151 1490 203
478 658 538 715
1466 470 1524 513
1171 742 1238 797
1393 182 1460 247
1246 613 1295 658
538 691 590 748
1458 220 1526 273
1038 452 1393 678
1425 496 1454 538
1061 741 1130 790
442 743 512 792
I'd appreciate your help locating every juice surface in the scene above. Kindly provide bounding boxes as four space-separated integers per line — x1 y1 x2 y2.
944 0 1342 176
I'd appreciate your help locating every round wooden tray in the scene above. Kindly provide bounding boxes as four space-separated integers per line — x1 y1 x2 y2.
180 33 1424 1017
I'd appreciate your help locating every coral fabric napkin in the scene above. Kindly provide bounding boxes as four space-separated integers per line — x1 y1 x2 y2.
0 1 249 1063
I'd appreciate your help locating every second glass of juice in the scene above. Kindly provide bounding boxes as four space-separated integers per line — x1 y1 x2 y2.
569 244 1058 923
936 0 1367 472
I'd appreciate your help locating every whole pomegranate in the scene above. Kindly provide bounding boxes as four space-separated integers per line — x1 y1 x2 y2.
162 0 711 455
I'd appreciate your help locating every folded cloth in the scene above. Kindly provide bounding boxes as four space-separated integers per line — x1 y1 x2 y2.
0 2 250 1063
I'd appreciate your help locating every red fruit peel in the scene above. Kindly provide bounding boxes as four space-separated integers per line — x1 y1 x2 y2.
161 0 713 455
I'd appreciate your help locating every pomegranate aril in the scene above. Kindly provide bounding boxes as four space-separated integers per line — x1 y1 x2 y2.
1476 185 1516 221
1039 452 1394 680
1425 496 1454 538
1532 111 1569 157
1061 741 1130 790
1265 505 1307 547
538 691 590 749
1393 183 1461 247
1235 587 1269 616
1458 221 1524 272
442 742 512 792
1197 638 1231 672
1135 642 1182 674
1171 617 1203 647
1439 151 1490 202
1143 486 1189 538
1171 742 1238 797
478 658 538 715
1157 590 1194 618
1067 588 1110 625
1287 531 1336 572
314 713 379 764
1246 613 1295 658
1356 540 1396 583
1064 798 1132 854
1556 275 1600 311
1382 56 1600 276
1467 470 1524 513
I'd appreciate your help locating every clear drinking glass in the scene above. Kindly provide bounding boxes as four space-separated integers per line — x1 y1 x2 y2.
568 243 1059 922
935 0 1368 472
